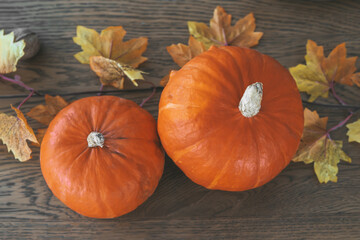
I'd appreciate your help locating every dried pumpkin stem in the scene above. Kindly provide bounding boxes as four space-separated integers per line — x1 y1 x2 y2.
239 82 263 118
87 131 104 148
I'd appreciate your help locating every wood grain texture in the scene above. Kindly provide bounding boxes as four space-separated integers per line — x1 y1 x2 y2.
0 0 359 239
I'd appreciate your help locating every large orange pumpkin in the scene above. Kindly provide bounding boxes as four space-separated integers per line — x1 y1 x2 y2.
41 96 164 218
158 46 304 191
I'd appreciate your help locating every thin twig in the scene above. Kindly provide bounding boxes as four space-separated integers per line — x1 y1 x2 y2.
139 81 156 107
0 74 41 95
17 90 34 109
98 84 104 96
329 81 347 106
327 112 354 134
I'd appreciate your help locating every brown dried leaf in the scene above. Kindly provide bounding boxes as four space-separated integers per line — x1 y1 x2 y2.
0 106 38 162
90 56 144 89
27 95 68 126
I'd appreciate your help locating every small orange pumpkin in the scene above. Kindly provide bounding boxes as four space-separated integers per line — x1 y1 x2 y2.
41 96 164 218
158 46 304 191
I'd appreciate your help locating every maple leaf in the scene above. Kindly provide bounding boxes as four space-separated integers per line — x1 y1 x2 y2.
89 56 144 89
161 36 206 87
73 26 148 68
293 108 351 183
289 40 360 102
346 119 360 143
0 106 38 162
35 128 47 145
27 95 68 144
167 36 206 67
160 73 170 87
27 94 68 125
188 6 263 49
0 30 25 74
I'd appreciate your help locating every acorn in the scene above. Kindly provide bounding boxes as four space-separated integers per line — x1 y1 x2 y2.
13 28 40 60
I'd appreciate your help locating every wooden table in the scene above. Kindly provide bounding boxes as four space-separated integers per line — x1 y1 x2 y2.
1 0 359 239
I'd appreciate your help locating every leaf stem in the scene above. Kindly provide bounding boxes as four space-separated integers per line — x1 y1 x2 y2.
0 74 41 109
329 81 347 106
139 81 156 107
98 84 104 96
17 90 34 109
327 112 354 134
0 74 40 95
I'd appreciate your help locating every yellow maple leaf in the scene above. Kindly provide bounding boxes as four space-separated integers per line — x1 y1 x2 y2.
293 108 351 183
0 30 25 74
89 56 144 89
73 26 148 68
0 106 38 162
289 40 359 102
346 119 360 143
188 6 263 49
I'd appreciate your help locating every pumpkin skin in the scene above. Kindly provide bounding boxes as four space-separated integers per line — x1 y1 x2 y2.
41 96 164 218
158 46 304 191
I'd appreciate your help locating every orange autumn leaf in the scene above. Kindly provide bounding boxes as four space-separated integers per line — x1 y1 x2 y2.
90 56 145 89
73 26 148 68
188 6 263 49
0 106 38 162
35 128 47 145
27 94 68 126
160 73 170 87
289 40 360 102
27 95 68 144
293 108 351 183
167 36 206 67
350 72 360 87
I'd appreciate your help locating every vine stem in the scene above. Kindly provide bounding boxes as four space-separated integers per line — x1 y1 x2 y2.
0 74 40 95
139 81 156 107
0 74 40 110
98 84 104 96
327 112 354 137
17 90 34 109
329 81 347 106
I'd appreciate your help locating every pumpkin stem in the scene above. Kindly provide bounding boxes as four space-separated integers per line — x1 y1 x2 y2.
239 82 263 118
87 132 105 148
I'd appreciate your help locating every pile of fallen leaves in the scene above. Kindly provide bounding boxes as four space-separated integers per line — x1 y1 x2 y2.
0 6 359 184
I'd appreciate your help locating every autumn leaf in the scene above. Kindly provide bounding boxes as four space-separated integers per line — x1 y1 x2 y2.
27 95 68 144
35 128 47 145
0 30 25 74
27 94 68 125
346 119 360 143
188 6 263 49
160 73 170 87
289 40 360 102
73 26 148 68
0 106 38 162
293 108 351 183
167 36 206 67
89 56 144 89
